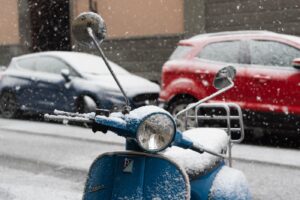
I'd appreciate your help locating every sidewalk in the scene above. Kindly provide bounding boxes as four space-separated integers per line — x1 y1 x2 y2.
1 118 300 169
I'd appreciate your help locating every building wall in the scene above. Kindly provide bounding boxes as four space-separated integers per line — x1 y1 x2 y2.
73 0 184 81
0 0 26 65
74 0 184 38
1 1 300 80
205 0 300 35
0 0 19 45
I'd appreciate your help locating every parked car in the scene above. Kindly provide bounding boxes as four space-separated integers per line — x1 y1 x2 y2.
0 65 6 71
159 30 300 135
0 51 160 118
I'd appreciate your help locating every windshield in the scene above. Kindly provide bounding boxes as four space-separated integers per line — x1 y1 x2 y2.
64 53 129 75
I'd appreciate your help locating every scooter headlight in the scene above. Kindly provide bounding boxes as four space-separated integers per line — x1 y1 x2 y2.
137 113 176 153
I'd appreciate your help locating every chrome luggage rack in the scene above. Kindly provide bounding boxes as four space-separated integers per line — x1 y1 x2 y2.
182 102 245 166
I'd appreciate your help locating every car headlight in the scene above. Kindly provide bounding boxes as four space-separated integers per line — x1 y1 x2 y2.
137 113 176 153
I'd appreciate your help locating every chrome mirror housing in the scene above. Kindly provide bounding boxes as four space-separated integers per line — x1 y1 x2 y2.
213 66 236 90
72 12 107 46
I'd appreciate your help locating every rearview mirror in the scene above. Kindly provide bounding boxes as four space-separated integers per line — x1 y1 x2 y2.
72 12 107 46
176 65 237 121
292 58 300 69
213 66 236 90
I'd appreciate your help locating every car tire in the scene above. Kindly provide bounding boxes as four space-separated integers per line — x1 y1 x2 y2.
77 95 97 113
0 91 19 118
75 96 98 127
168 97 196 131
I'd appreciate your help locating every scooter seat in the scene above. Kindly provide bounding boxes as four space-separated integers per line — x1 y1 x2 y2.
163 128 229 178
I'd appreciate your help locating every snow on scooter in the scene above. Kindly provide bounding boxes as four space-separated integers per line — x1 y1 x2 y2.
45 12 251 200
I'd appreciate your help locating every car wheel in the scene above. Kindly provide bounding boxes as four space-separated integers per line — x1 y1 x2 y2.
77 95 97 113
168 97 196 131
0 91 19 118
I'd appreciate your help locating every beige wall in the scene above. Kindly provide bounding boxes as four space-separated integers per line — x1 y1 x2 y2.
0 0 19 45
74 0 90 16
74 0 184 38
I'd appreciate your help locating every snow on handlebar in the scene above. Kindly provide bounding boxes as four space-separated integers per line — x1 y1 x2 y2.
44 110 95 124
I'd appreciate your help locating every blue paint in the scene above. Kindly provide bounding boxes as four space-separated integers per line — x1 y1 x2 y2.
87 106 251 199
173 131 194 149
83 152 189 200
95 107 176 152
190 162 224 200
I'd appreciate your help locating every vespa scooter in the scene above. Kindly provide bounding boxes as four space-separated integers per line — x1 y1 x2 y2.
45 12 251 200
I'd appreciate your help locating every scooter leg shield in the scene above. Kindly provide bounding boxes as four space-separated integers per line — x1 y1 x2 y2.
83 151 190 200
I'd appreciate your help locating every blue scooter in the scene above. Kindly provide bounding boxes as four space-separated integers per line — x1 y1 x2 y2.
45 12 251 200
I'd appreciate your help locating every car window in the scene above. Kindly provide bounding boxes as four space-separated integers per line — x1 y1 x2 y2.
16 58 37 71
249 40 300 67
35 56 77 76
198 41 241 64
169 45 193 60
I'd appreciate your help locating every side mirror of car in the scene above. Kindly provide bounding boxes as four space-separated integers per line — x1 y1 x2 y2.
213 66 236 90
61 69 71 82
72 12 107 46
292 58 300 69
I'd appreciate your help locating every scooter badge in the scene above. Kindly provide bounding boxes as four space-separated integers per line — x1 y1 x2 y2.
123 158 134 173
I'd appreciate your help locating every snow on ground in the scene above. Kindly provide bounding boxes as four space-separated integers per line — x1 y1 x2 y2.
1 118 300 169
1 118 300 200
0 166 83 200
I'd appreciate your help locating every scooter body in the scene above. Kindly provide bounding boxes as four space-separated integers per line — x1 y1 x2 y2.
45 12 252 200
83 150 250 200
80 106 251 200
83 151 190 200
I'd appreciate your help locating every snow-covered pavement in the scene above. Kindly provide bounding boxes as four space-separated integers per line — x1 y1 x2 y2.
1 118 300 200
0 118 299 169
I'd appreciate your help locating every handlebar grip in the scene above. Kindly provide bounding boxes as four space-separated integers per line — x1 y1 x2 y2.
92 121 109 133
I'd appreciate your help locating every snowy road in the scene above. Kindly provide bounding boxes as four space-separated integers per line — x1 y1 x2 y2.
0 118 300 200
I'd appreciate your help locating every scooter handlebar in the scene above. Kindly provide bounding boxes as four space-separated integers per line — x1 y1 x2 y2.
44 113 93 124
44 109 131 137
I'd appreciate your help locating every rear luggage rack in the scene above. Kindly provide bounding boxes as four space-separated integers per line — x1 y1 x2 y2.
183 102 245 166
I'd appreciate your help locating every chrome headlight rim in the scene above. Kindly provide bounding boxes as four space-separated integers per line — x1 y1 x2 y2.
136 112 176 153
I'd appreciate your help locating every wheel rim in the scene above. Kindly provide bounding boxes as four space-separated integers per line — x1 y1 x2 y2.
171 103 196 132
0 92 18 118
78 96 97 113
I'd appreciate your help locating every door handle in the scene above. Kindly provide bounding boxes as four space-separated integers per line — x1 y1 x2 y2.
254 74 271 82
195 69 209 74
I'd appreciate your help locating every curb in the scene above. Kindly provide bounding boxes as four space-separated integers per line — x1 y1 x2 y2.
1 124 300 170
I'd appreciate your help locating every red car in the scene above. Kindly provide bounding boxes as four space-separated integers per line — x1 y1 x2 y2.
160 31 300 134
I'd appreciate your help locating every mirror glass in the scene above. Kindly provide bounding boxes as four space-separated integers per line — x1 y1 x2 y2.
213 66 236 90
72 12 107 46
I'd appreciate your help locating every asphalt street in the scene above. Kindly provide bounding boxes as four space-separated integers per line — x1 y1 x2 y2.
0 118 300 200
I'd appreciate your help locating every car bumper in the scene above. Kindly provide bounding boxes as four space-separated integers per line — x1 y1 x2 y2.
158 99 168 110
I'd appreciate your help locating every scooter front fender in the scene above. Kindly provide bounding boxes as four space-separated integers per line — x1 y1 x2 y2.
209 166 251 200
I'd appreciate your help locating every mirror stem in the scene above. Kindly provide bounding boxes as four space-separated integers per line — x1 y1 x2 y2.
175 79 234 119
87 27 131 114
